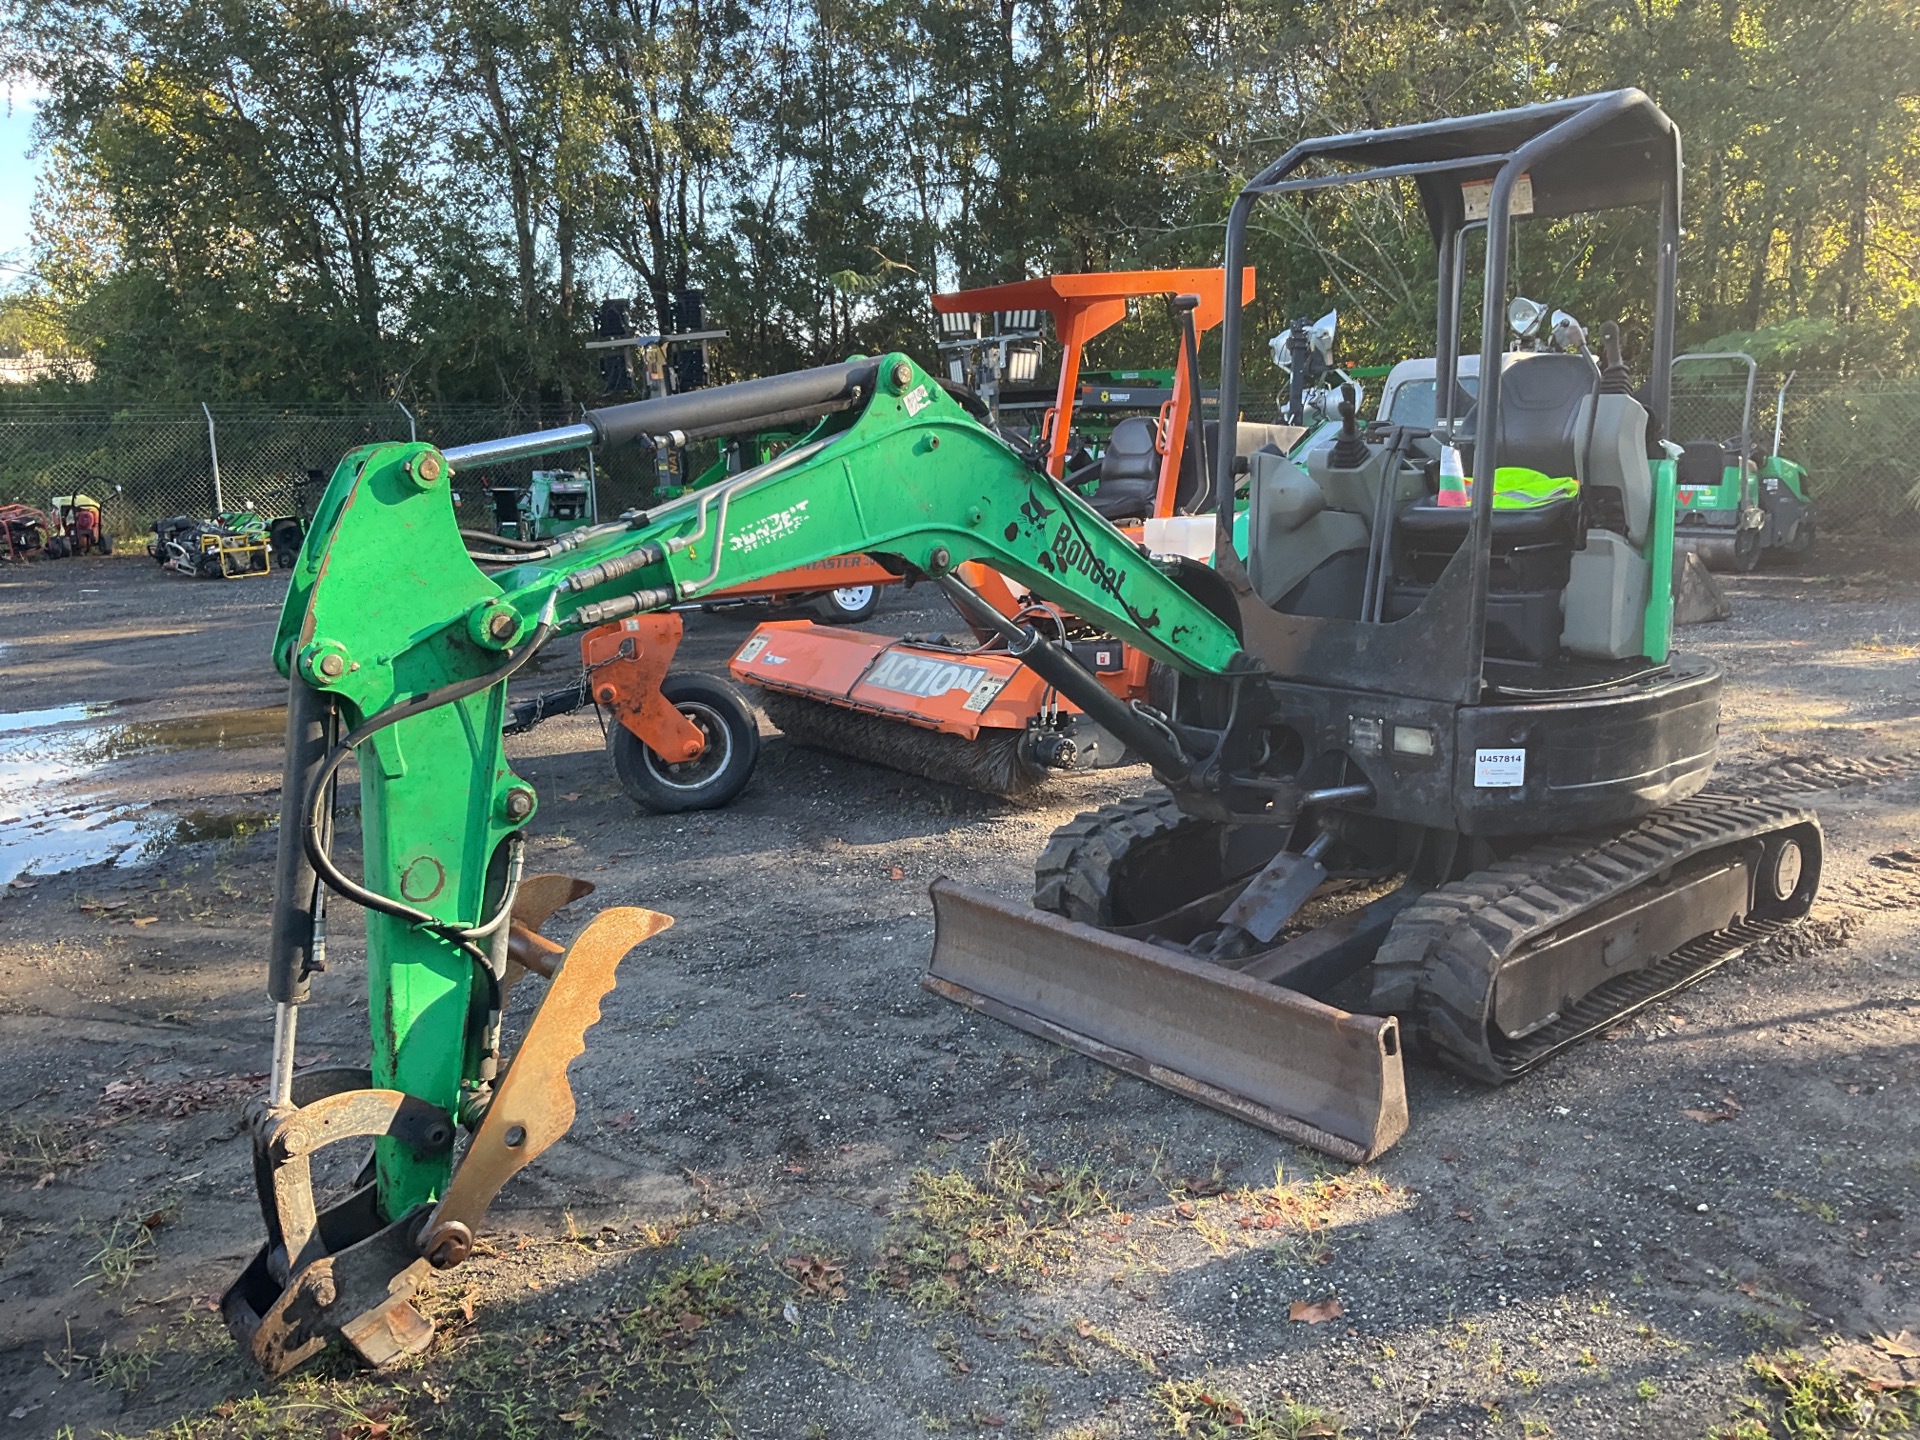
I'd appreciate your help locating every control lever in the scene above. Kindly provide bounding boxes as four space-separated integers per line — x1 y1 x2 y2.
1330 384 1371 469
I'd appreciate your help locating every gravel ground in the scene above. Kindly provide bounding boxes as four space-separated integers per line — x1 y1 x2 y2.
0 551 1915 1440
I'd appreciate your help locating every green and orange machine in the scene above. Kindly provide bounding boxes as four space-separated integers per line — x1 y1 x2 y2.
226 93 1820 1382
727 268 1291 797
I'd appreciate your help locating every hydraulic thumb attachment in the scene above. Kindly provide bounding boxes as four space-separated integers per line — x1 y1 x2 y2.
225 886 669 1377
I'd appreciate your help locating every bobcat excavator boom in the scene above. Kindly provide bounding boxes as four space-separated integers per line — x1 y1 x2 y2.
230 348 1349 1376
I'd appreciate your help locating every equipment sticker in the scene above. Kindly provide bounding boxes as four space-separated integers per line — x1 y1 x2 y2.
863 651 992 701
961 674 1010 713
1474 748 1526 788
1461 173 1533 221
903 383 931 416
735 635 770 663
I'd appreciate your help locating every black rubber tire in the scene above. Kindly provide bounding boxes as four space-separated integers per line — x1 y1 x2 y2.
98 533 113 555
807 584 879 624
607 672 761 813
1033 790 1226 926
1731 527 1762 573
1785 517 1816 568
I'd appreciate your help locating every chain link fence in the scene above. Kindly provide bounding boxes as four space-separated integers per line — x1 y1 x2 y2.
0 400 665 545
1660 369 1916 534
2 373 1916 550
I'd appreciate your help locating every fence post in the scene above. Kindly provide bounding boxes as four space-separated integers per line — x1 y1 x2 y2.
201 402 224 514
581 405 599 523
394 399 417 442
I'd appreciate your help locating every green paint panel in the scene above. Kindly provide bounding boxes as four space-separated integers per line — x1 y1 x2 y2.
493 357 1243 675
275 443 527 1217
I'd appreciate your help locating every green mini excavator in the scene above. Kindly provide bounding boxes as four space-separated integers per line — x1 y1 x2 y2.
227 90 1820 1375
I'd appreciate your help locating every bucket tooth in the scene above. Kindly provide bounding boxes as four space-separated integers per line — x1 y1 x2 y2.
924 879 1408 1162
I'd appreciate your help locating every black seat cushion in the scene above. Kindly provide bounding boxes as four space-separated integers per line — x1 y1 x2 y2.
1395 494 1580 592
1087 415 1161 520
1492 353 1595 479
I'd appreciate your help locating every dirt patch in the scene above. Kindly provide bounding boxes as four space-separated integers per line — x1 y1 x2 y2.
0 558 1917 1438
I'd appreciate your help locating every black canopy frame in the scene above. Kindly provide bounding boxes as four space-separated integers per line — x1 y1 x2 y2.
1210 89 1683 704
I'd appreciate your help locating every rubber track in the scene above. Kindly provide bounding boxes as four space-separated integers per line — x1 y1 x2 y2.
759 691 1045 799
1032 790 1202 925
1370 791 1820 1085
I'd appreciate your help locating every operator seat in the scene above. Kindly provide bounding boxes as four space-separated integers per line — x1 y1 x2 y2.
1676 441 1726 489
1489 352 1595 478
1086 416 1160 521
1388 354 1593 662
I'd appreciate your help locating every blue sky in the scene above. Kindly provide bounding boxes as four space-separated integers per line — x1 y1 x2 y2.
1 88 43 280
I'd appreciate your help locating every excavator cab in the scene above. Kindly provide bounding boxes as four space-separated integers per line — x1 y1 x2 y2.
929 90 1819 1147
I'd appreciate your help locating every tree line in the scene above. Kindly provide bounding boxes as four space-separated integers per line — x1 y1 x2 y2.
1 0 1915 413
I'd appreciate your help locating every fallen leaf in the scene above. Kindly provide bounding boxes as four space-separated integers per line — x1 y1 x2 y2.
131 915 158 927
1453 1208 1475 1223
33 1172 54 1190
1174 1202 1196 1219
561 792 581 802
936 1128 971 1142
1198 1394 1246 1425
1183 1175 1228 1197
8 877 36 890
1683 1108 1733 1124
1289 1296 1345 1325
887 866 905 880
1874 1331 1920 1360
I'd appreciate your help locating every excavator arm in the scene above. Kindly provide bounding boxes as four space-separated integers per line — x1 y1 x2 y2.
226 353 1244 1375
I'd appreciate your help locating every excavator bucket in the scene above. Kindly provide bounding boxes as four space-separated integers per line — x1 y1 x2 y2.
924 880 1408 1162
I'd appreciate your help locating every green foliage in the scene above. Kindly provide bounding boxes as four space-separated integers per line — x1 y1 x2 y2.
1715 1350 1920 1438
1152 1379 1344 1438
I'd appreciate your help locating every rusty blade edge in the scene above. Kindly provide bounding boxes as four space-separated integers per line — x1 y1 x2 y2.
923 974 1379 1164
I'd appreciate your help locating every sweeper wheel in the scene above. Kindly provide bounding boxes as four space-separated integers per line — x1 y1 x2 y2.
608 672 761 813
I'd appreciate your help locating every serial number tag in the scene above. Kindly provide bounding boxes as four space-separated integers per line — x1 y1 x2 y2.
1474 748 1526 788
735 635 770 663
962 674 1009 713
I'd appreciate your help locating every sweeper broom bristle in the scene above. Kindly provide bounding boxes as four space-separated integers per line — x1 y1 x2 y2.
758 691 1049 800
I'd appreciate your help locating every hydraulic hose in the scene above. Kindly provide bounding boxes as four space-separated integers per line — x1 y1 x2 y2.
933 573 1192 781
297 607 558 996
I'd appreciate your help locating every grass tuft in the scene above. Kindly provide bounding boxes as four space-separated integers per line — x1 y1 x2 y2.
876 1134 1113 1309
1709 1349 1920 1438
1152 1379 1344 1438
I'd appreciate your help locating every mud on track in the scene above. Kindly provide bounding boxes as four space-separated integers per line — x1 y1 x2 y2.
1 552 1917 1439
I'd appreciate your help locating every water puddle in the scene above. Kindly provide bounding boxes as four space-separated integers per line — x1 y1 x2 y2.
0 703 286 885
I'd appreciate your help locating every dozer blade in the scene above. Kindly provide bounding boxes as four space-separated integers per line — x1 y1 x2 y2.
924 879 1407 1162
